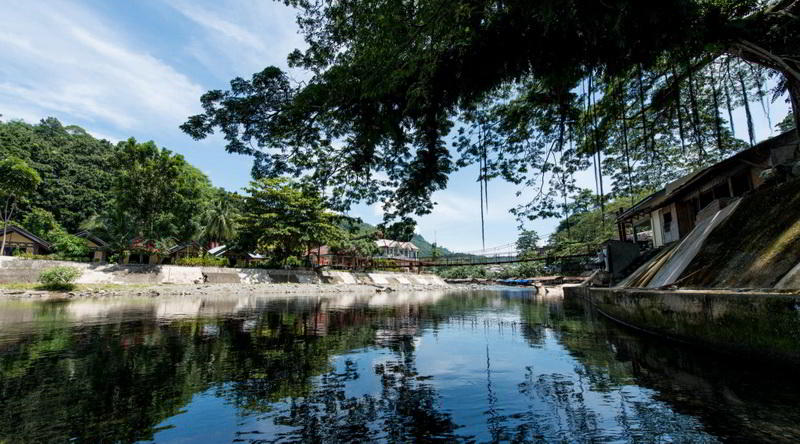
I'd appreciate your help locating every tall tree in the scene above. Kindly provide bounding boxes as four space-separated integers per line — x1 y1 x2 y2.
516 230 541 256
112 138 213 244
237 178 344 263
183 0 799 222
200 193 239 247
378 217 417 242
0 157 41 254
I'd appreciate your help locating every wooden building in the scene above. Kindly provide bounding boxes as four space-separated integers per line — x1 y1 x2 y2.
617 130 799 248
166 241 205 262
74 230 109 262
308 245 362 269
0 225 50 256
207 245 265 266
307 239 421 271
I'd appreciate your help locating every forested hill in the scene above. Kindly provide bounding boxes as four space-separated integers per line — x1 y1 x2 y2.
0 117 217 236
0 118 119 232
410 233 452 257
1 117 453 255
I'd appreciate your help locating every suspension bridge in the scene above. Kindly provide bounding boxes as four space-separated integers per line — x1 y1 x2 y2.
360 241 601 271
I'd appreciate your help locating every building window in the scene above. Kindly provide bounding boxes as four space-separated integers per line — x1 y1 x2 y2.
699 190 714 210
731 171 752 196
713 182 731 200
663 212 673 233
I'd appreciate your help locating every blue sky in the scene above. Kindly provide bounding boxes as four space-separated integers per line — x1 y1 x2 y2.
0 0 790 254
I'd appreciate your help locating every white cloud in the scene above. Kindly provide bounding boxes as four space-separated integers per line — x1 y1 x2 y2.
0 1 203 135
166 0 307 79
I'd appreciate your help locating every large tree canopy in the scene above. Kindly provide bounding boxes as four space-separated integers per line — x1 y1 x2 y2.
0 118 118 231
237 177 344 263
111 138 215 243
182 0 800 222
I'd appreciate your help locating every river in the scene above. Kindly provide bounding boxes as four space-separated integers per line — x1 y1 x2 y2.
0 287 798 442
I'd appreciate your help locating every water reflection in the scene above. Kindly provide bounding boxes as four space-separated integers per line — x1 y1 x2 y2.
0 288 797 442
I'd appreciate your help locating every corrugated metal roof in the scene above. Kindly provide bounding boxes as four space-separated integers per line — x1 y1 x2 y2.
3 225 51 249
74 230 109 247
375 239 419 250
617 129 798 222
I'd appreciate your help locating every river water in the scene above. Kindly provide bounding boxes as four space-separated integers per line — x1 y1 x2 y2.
0 287 798 443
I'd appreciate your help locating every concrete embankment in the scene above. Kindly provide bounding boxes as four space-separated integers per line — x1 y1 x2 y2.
564 285 800 364
0 257 450 299
0 257 447 286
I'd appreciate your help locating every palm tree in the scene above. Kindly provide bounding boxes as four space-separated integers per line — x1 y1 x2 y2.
200 198 237 248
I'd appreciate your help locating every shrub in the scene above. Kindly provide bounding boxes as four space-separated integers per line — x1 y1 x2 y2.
47 229 90 259
15 252 54 260
38 266 83 291
436 265 489 279
175 256 227 267
283 256 304 268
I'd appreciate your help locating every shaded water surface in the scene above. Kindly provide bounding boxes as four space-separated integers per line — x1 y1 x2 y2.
0 288 798 442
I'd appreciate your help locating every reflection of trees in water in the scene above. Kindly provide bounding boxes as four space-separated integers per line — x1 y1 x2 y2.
5 290 793 443
250 335 468 443
0 294 492 442
510 297 720 442
536 297 800 442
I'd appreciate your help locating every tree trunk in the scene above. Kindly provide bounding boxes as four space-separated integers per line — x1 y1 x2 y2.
1 221 7 257
733 39 800 132
738 72 756 146
1 199 12 257
789 77 800 132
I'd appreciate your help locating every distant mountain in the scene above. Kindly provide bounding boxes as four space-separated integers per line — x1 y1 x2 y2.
410 233 454 257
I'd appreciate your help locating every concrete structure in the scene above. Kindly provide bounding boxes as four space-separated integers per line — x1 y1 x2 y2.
600 240 641 279
0 256 448 287
616 129 799 248
616 175 800 290
0 225 50 256
565 285 800 365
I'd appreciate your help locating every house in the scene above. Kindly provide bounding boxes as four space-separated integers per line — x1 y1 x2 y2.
374 239 421 271
208 244 265 266
375 239 420 260
0 225 50 256
166 241 205 262
306 238 421 270
616 129 799 248
124 238 164 264
307 245 364 269
74 230 109 262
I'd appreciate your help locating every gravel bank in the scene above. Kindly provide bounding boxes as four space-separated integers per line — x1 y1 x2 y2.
0 282 454 301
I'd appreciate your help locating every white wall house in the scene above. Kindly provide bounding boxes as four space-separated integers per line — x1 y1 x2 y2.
375 239 420 260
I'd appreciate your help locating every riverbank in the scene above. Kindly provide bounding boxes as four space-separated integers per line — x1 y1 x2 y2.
0 281 457 301
0 257 449 287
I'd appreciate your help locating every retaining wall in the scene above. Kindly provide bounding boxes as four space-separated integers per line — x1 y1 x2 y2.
564 285 800 364
0 257 448 288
